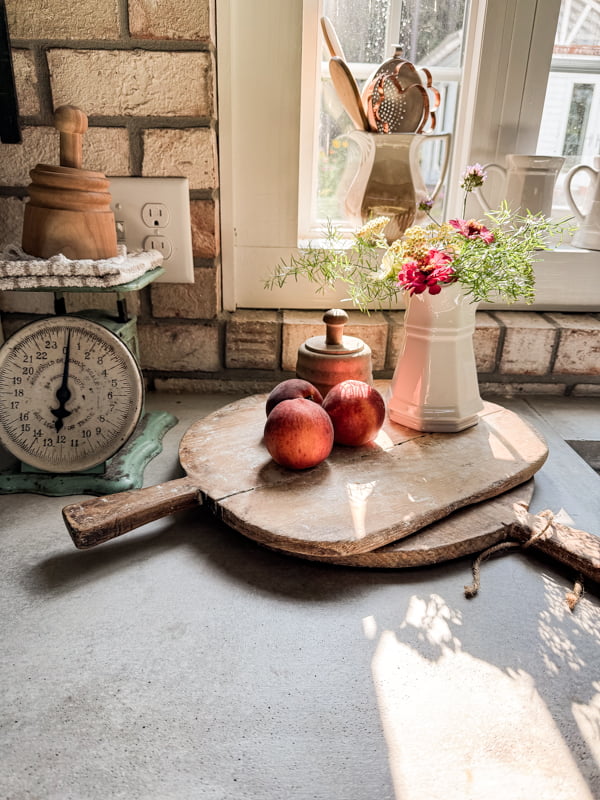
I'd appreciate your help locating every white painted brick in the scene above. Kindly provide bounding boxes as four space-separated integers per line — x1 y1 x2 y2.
154 377 275 394
6 0 120 39
0 127 57 186
190 199 219 258
48 50 213 117
494 311 556 375
129 0 213 42
547 313 600 376
385 311 405 369
84 128 130 176
0 124 128 186
0 197 27 247
65 291 141 317
473 311 501 373
479 382 567 397
138 322 220 371
281 311 321 372
572 384 600 396
142 129 217 190
150 267 220 319
0 291 55 315
225 310 279 369
282 310 387 373
12 50 39 116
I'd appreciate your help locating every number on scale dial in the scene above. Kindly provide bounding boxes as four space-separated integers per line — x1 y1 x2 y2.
0 316 144 473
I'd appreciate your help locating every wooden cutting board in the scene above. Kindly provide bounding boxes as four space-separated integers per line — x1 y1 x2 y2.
201 395 547 556
64 390 547 555
267 481 535 567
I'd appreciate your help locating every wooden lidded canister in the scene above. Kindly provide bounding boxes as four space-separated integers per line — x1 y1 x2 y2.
21 105 118 260
296 309 373 397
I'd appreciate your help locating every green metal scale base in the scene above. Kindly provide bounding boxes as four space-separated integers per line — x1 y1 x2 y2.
0 268 177 496
0 410 177 496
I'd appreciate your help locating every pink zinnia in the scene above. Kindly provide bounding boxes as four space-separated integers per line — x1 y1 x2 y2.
398 250 455 296
449 218 494 243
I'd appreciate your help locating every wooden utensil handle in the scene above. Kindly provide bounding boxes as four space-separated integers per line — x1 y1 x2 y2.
514 510 600 583
62 477 201 549
54 105 88 169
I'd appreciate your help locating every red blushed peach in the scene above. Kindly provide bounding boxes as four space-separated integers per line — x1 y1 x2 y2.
322 380 386 446
264 398 334 469
265 378 324 416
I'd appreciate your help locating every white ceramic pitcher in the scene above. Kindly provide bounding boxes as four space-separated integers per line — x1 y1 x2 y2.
342 131 451 242
565 155 600 251
475 154 564 217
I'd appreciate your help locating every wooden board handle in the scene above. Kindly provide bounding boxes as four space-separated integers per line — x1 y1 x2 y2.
54 105 88 169
62 477 200 549
513 509 600 583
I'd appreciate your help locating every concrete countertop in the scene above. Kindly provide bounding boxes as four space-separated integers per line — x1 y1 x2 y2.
1 392 600 800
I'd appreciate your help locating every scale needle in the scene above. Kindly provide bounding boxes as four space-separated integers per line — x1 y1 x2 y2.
51 331 72 433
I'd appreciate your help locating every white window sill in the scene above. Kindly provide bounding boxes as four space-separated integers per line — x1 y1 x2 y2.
490 248 600 312
250 244 599 312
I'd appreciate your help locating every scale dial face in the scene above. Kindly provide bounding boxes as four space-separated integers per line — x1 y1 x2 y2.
0 316 144 473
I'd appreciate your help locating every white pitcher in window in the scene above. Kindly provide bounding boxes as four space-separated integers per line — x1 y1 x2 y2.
565 155 600 251
342 131 451 243
475 154 564 217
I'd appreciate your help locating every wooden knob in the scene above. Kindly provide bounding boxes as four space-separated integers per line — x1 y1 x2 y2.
323 308 349 346
54 105 88 170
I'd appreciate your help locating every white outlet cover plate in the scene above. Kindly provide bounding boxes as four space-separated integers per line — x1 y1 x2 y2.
108 177 194 284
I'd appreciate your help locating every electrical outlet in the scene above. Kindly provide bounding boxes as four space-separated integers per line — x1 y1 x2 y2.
108 177 194 283
142 203 170 228
143 234 173 259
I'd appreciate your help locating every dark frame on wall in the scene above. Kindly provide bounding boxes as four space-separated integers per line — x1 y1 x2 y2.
0 0 21 144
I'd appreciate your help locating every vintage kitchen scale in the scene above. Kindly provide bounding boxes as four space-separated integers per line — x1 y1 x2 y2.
0 106 176 495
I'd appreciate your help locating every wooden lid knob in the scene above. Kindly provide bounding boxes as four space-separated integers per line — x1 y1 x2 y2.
323 308 349 346
54 105 88 170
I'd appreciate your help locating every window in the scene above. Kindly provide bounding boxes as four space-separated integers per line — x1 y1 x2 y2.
537 1 600 213
217 0 600 312
304 0 466 236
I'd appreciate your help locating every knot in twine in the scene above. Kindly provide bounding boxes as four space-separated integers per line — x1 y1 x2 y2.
464 510 584 611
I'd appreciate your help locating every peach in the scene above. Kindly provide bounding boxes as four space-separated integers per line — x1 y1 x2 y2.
265 378 324 416
322 380 385 446
264 398 334 469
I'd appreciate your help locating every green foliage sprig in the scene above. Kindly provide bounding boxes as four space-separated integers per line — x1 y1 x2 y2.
264 221 403 311
265 165 573 312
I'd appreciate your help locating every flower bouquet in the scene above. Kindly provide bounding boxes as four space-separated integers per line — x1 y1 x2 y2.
265 165 570 311
266 165 571 432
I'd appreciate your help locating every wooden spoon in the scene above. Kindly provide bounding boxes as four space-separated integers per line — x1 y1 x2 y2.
321 16 346 60
329 56 370 131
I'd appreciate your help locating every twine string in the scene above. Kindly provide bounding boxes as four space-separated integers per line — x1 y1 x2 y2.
464 513 584 610
463 540 521 599
565 577 584 611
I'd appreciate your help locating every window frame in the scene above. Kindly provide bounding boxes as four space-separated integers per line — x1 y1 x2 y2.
217 0 600 313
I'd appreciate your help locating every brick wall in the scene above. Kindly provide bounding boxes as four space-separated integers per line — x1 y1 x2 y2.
0 0 598 396
0 0 221 361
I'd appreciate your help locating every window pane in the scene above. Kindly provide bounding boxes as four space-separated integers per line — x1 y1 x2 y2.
316 0 468 228
396 0 466 66
563 83 594 156
321 0 391 63
536 0 600 214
